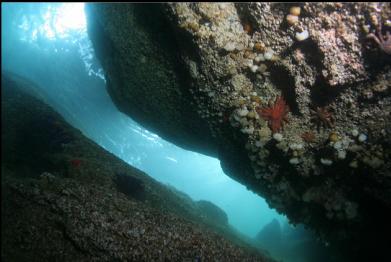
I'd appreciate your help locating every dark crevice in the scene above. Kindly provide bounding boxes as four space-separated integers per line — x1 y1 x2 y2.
234 4 257 37
309 76 352 108
269 64 301 116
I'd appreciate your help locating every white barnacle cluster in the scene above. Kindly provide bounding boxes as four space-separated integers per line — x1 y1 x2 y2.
330 135 353 161
284 6 310 42
327 129 370 167
286 6 301 26
322 131 360 166
348 136 384 170
247 48 277 76
231 102 259 136
245 121 287 183
246 42 277 79
247 139 271 181
325 196 359 221
343 128 383 170
270 133 307 166
273 133 283 142
288 142 305 165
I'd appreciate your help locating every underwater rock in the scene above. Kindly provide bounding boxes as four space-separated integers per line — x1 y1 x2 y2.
114 172 146 201
85 4 216 157
255 219 282 247
255 220 343 262
86 3 391 260
196 200 229 226
1 72 274 261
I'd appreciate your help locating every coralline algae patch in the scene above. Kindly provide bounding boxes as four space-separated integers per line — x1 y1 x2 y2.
171 2 390 232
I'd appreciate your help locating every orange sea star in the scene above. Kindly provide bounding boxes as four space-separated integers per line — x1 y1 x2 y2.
256 96 290 133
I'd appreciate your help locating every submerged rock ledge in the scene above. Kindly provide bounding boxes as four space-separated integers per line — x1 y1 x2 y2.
1 72 273 261
86 3 391 259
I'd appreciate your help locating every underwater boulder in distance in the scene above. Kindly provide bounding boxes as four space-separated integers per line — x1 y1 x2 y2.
114 172 146 200
86 3 391 260
196 200 228 226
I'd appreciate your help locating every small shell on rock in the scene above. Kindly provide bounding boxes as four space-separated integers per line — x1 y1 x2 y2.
254 54 265 63
289 143 304 150
243 50 253 59
286 14 299 26
289 158 300 165
254 42 266 52
320 158 333 166
247 111 256 119
351 129 359 137
295 30 309 41
241 126 254 134
237 108 249 117
255 141 262 147
251 95 262 104
264 49 274 60
273 133 283 142
333 141 342 150
362 24 370 34
358 133 367 142
338 150 347 159
224 42 236 52
250 65 259 73
290 6 301 16
329 132 339 142
236 43 245 51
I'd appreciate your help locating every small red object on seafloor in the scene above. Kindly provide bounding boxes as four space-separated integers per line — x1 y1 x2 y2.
70 159 82 168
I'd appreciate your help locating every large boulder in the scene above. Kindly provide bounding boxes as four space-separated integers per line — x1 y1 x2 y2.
255 219 282 246
196 200 229 225
256 221 335 262
86 3 391 259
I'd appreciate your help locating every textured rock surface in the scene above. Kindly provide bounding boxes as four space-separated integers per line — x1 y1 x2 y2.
86 2 391 259
85 4 216 157
1 72 273 261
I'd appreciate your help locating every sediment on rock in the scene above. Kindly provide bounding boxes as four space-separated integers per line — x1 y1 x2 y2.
1 72 274 262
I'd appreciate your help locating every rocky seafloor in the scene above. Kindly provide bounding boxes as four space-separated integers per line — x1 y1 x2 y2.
86 2 391 260
1 72 275 261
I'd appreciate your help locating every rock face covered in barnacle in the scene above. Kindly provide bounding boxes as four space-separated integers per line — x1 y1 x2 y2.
86 3 391 260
